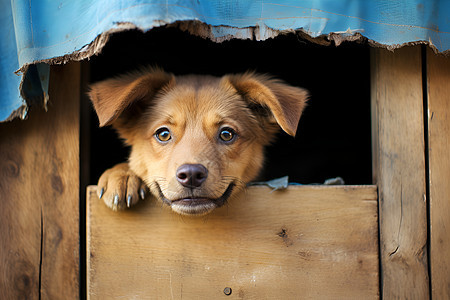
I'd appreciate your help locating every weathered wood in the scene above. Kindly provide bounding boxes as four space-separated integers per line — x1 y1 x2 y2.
0 63 80 299
427 49 450 299
87 185 379 299
371 46 429 298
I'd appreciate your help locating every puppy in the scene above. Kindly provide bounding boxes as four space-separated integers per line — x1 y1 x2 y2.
89 68 308 215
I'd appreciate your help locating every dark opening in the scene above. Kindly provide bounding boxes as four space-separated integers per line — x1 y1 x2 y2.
86 27 372 185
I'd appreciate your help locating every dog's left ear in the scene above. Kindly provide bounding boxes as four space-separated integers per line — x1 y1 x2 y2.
223 73 308 136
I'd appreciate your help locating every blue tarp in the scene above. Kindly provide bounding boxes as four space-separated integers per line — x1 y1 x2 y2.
1 0 449 122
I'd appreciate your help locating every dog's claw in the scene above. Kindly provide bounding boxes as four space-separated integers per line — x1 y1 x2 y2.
127 195 132 208
140 188 146 200
97 163 145 211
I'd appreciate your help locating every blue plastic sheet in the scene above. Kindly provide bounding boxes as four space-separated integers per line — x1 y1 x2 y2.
1 0 449 121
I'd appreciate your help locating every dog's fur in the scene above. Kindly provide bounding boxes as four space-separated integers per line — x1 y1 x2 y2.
89 68 308 215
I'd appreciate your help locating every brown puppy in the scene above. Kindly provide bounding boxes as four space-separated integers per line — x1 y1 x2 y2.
89 68 308 215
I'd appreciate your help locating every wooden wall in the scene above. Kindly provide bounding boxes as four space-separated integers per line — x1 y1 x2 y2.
372 46 450 299
0 63 80 299
371 46 429 298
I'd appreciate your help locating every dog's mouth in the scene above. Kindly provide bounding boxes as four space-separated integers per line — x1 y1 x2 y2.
155 182 235 216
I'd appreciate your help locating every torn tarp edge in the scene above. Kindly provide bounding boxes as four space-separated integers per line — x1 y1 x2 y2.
5 20 447 123
15 20 449 75
7 25 129 122
9 63 50 122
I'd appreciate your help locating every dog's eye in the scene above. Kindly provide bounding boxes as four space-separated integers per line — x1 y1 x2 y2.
155 128 171 142
219 128 236 142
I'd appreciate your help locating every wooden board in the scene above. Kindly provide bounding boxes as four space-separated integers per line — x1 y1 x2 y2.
370 46 429 298
87 185 379 299
0 63 80 299
427 49 450 299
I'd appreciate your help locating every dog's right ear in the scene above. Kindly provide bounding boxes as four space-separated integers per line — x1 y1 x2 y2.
223 72 308 137
88 69 174 127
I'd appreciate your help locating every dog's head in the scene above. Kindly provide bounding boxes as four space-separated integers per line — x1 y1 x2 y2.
89 68 308 215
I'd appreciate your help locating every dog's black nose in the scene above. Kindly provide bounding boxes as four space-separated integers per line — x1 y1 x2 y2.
176 164 208 188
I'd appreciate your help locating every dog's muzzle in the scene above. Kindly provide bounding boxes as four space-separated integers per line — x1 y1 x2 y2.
155 181 235 215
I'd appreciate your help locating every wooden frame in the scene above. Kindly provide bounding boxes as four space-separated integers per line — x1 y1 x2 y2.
85 45 450 299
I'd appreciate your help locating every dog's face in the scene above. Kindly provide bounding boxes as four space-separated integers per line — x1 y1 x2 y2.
89 69 308 215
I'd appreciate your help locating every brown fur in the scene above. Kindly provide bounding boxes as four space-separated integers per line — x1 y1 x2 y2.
89 68 308 215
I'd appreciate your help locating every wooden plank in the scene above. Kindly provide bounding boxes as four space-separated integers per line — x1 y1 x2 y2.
427 49 450 299
371 46 429 298
87 185 379 299
0 63 80 299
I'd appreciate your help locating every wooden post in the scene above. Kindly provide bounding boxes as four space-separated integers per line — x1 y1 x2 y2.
0 63 80 299
427 49 450 298
371 46 429 298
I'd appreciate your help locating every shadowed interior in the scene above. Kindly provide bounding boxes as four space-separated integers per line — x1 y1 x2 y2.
87 27 372 186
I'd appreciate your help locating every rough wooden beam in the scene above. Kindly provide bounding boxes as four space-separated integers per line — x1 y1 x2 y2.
0 63 80 299
427 48 450 299
371 46 429 298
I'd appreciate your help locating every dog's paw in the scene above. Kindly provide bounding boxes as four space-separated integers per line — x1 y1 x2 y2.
97 163 149 211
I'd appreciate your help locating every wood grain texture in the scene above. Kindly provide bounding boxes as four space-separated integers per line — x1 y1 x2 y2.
87 185 378 299
0 63 80 299
427 49 450 299
371 46 429 298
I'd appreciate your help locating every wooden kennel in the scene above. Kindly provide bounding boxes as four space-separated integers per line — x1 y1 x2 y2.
0 45 449 299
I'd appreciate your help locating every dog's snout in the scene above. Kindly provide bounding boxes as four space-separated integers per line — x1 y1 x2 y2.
176 164 208 188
